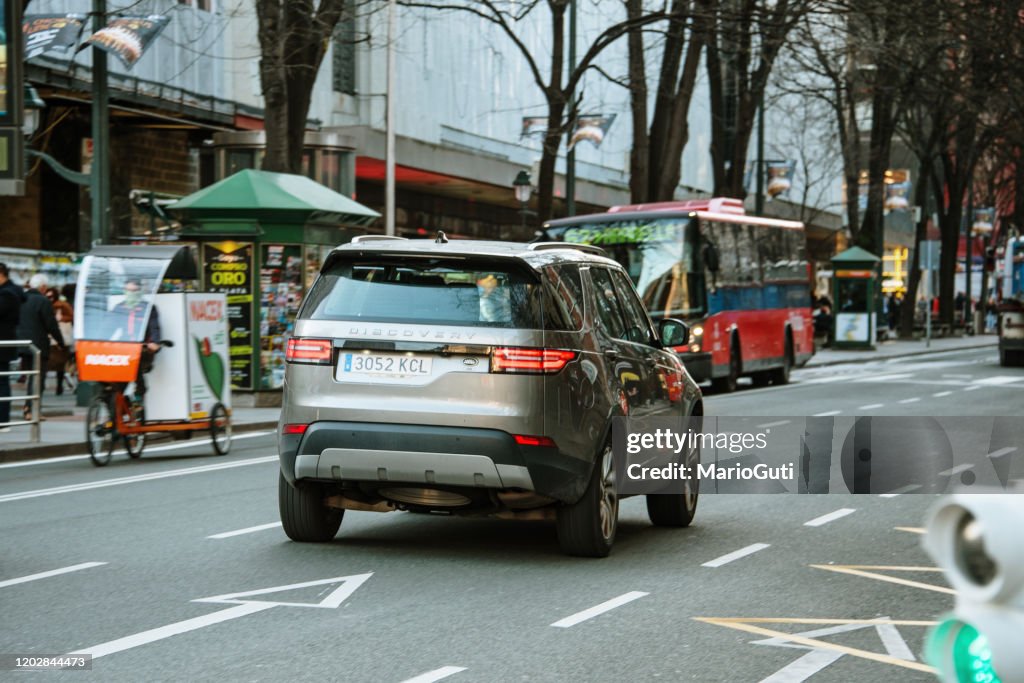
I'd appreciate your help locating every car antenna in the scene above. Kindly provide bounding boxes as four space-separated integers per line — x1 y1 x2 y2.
435 231 449 244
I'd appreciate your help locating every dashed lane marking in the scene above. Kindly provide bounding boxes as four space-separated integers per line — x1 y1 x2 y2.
809 565 953 594
938 464 974 477
932 391 953 397
812 410 842 417
963 385 983 391
757 420 791 429
399 667 468 683
804 508 856 527
858 404 884 410
550 591 649 628
702 543 770 568
988 446 1018 459
0 562 107 589
693 618 937 674
207 522 282 539
897 397 920 404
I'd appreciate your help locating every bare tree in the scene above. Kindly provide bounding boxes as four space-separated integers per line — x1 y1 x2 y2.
256 0 348 173
702 0 816 199
624 0 705 202
404 0 667 222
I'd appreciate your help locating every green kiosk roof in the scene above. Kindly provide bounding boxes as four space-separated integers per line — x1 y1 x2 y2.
831 246 880 263
168 169 380 226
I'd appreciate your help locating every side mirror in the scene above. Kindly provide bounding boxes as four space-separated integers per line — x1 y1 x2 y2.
659 318 690 347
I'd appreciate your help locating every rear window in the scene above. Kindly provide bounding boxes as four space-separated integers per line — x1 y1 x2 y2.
301 257 564 329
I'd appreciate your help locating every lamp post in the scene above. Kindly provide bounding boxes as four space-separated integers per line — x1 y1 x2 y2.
513 170 532 232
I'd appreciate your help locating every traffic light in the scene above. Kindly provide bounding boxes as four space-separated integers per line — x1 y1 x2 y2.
923 495 1024 682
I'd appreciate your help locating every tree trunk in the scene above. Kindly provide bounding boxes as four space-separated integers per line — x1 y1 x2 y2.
654 30 704 200
256 0 289 172
900 154 933 338
626 0 649 203
858 79 896 256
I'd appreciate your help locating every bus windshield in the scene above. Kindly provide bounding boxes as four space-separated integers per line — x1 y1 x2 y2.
544 217 704 318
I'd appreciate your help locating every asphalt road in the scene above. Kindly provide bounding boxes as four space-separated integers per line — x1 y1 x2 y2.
1 346 1020 682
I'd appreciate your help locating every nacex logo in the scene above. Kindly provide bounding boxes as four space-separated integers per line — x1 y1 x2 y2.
84 354 131 366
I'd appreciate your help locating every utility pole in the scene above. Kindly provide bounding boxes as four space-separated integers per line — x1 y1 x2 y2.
385 0 397 236
90 0 110 246
565 0 577 217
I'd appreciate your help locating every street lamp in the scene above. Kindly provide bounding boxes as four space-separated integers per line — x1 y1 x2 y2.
513 170 532 231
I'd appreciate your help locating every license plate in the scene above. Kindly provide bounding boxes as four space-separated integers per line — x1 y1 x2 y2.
338 352 433 378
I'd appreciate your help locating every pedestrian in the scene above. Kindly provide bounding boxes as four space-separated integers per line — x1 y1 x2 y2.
0 263 26 432
45 287 74 395
986 297 998 333
16 274 67 419
886 292 898 331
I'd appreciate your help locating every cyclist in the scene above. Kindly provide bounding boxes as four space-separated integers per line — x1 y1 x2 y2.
108 278 162 403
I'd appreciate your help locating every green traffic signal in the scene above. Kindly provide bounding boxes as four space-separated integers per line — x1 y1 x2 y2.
927 617 1001 683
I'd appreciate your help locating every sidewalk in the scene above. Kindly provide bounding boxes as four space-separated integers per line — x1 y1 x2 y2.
0 388 280 463
806 332 999 368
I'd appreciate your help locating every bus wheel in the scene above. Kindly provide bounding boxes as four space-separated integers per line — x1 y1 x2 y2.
771 336 793 385
712 343 740 393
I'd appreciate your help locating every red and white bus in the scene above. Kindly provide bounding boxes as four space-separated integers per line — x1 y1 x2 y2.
543 197 815 392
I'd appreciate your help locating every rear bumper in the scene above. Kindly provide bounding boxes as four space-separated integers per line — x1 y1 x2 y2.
676 351 712 382
279 421 591 503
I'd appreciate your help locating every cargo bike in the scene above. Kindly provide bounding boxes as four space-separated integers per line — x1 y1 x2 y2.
74 245 232 466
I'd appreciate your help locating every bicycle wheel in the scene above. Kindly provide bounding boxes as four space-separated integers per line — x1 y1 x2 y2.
86 395 115 467
210 402 232 455
124 403 146 459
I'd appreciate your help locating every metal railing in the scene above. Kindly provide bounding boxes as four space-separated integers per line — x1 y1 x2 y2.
0 341 42 442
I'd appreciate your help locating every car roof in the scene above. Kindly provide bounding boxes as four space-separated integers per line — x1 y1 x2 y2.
329 237 622 270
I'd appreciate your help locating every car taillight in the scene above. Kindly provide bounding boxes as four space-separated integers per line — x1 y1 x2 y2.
514 434 557 448
282 423 309 435
285 338 333 364
491 347 576 374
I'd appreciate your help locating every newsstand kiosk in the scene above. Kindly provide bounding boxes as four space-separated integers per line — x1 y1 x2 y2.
831 246 881 350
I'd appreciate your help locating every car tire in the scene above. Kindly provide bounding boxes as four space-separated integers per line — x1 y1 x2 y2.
278 472 343 542
770 335 793 385
646 439 699 527
711 341 740 393
556 442 617 558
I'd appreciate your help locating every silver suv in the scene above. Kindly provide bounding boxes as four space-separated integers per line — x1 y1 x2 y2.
277 236 703 557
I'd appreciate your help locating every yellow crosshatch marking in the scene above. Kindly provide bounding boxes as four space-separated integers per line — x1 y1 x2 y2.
809 564 954 594
693 617 939 674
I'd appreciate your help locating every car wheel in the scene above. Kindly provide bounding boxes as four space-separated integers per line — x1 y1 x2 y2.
646 441 699 527
557 442 618 558
770 336 793 385
278 472 343 542
711 342 740 393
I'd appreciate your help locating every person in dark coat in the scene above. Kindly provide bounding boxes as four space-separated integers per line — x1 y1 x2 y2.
0 263 26 429
17 273 67 418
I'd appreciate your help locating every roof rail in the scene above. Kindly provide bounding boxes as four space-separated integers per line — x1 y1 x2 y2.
527 242 607 256
351 234 408 244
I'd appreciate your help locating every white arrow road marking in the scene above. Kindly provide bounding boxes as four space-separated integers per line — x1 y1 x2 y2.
0 456 277 503
207 522 282 539
0 562 107 589
195 573 373 609
758 650 844 683
550 591 649 628
68 573 372 659
399 666 468 683
69 603 273 659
